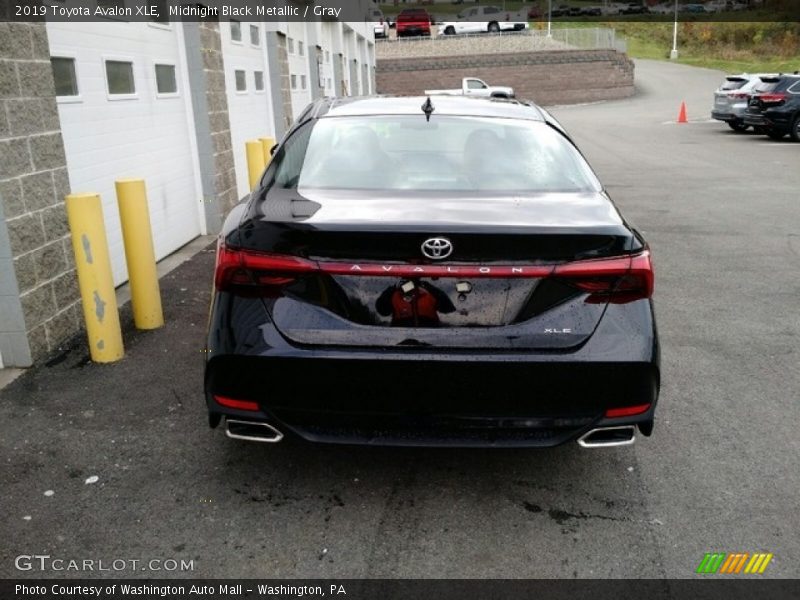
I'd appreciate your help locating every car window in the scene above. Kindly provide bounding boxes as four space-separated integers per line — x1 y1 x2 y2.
740 79 761 92
720 78 747 91
269 116 600 193
754 81 780 93
466 79 486 89
271 124 314 188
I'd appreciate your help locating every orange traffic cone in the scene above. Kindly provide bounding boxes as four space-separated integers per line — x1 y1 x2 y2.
677 102 688 124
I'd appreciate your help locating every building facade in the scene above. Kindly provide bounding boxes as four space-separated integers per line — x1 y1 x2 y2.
0 19 376 368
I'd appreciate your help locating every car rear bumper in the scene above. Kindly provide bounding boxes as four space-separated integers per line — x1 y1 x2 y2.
744 110 792 131
397 27 430 36
206 354 658 447
743 113 768 126
711 110 739 123
205 295 659 448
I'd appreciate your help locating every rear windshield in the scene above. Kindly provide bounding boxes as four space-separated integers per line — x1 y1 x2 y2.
720 78 747 91
269 116 600 193
398 9 428 18
754 80 780 93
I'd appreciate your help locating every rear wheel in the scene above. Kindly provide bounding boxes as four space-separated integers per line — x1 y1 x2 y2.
727 121 748 132
790 115 800 142
444 26 455 35
766 129 786 140
488 22 500 32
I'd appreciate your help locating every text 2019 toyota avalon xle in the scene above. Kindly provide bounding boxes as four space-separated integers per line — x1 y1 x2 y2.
204 96 659 448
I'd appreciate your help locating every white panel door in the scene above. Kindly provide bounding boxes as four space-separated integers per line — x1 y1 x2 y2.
47 21 203 285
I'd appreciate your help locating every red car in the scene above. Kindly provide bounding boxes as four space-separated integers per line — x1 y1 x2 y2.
396 8 431 37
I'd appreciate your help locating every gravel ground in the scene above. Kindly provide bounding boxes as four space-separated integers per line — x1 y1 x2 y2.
376 30 573 60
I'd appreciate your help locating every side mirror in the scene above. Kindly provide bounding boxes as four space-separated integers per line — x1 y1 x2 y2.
270 143 279 156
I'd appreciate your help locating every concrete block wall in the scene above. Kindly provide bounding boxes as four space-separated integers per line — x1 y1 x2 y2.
275 32 294 132
376 49 635 106
0 22 80 366
198 22 239 214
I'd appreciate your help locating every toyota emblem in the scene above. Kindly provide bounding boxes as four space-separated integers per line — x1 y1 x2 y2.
421 237 453 260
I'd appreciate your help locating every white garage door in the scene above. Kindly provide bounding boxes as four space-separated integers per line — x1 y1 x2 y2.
47 22 203 285
221 20 276 201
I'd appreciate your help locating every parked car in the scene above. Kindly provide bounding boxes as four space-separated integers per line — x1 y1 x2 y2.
205 95 659 448
438 5 529 35
425 77 515 98
743 74 800 141
550 5 573 17
600 3 630 15
371 8 389 39
396 8 431 37
711 73 774 132
620 2 649 14
648 3 676 15
682 3 710 13
578 5 603 16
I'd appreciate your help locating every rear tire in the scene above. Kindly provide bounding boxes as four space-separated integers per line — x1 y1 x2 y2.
444 26 455 35
727 121 748 132
766 129 786 140
790 115 800 143
488 22 500 33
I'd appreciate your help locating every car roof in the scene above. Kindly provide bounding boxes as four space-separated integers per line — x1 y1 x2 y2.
313 95 547 122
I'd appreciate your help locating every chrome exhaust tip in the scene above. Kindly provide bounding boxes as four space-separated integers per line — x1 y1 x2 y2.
225 419 284 443
577 425 636 448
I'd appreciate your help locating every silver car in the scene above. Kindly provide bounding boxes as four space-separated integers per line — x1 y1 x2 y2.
712 74 774 132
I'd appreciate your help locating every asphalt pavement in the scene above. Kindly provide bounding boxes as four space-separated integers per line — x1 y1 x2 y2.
2 59 798 579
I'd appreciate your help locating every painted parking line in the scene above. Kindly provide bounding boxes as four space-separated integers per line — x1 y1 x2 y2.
660 119 718 125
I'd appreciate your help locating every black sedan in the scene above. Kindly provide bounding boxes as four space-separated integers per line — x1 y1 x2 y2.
204 96 660 448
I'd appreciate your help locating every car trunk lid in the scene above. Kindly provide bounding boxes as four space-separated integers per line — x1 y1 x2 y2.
218 189 649 351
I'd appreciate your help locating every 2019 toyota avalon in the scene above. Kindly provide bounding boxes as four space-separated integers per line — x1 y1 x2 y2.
204 95 660 448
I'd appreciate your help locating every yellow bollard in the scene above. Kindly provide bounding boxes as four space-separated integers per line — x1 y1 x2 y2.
246 140 265 190
65 193 124 363
259 136 276 168
114 179 164 330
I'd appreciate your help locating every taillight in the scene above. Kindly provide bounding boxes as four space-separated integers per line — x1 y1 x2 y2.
729 92 749 100
214 241 317 296
553 250 654 303
758 93 787 104
605 403 651 418
214 394 260 411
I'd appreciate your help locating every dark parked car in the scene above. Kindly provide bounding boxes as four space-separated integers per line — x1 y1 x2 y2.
205 96 660 448
743 74 800 141
579 6 603 16
549 5 572 17
395 8 432 37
